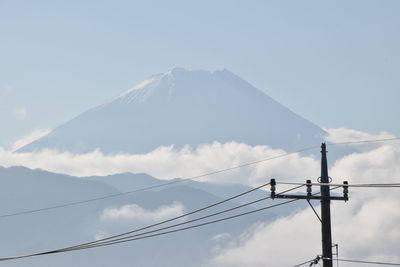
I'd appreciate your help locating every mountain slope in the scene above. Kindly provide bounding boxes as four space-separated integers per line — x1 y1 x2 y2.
19 68 325 154
0 166 285 267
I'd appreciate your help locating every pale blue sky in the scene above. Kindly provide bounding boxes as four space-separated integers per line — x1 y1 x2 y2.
1 0 399 148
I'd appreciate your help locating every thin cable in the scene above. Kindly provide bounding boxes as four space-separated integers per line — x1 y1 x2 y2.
334 258 400 266
293 256 322 267
0 182 182 218
293 258 315 267
327 136 400 146
0 145 319 218
64 185 305 251
0 196 301 261
64 197 272 251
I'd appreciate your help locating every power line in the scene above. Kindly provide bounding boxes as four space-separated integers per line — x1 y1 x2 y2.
66 184 336 253
293 258 315 267
63 199 299 252
0 185 340 261
334 258 400 266
0 188 303 261
293 256 321 267
327 136 400 146
0 182 179 218
58 181 285 252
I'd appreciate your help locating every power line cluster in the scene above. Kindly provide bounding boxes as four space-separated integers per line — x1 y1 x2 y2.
0 185 348 261
0 184 305 261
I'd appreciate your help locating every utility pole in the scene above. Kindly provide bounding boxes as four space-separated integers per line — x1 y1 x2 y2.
270 143 348 267
320 143 333 267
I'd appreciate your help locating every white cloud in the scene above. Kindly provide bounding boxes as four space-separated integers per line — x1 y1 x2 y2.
96 202 185 239
100 202 185 224
13 107 27 120
0 142 319 187
208 209 321 267
11 128 52 151
325 127 395 144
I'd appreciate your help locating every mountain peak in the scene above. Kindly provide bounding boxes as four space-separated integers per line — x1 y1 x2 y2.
115 68 244 105
19 68 325 154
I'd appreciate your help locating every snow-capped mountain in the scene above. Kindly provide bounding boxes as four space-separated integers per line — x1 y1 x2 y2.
19 68 325 153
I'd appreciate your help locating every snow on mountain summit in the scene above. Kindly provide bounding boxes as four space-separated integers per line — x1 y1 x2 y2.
115 68 253 105
19 68 326 154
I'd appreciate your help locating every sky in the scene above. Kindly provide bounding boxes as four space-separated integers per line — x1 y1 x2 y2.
1 0 400 149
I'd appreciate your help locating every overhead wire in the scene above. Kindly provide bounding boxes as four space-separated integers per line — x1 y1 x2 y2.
64 183 334 253
56 181 284 251
60 199 300 252
293 258 315 267
0 184 351 261
0 185 305 261
327 136 400 146
334 258 400 266
293 256 321 267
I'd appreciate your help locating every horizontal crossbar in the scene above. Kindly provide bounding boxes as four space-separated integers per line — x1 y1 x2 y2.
273 194 348 201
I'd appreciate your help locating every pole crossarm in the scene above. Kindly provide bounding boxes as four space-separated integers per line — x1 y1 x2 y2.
272 194 348 201
270 178 349 201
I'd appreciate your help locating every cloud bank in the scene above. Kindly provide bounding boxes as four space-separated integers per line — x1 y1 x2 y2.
0 142 319 186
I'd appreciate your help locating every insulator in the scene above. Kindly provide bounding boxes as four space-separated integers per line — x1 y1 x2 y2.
343 181 349 194
306 179 312 195
270 179 276 192
343 181 349 201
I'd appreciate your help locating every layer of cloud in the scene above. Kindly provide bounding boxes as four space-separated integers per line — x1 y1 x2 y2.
100 202 185 224
96 202 185 240
11 128 52 151
325 127 395 144
0 142 319 186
